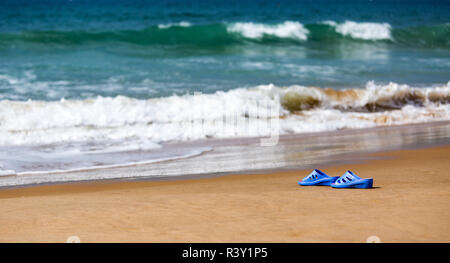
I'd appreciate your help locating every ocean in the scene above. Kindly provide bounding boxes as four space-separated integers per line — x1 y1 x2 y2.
0 0 449 177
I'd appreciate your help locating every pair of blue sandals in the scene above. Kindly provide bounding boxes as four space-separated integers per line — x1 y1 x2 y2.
299 169 373 188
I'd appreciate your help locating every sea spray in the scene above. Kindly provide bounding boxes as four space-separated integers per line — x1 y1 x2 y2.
0 82 449 147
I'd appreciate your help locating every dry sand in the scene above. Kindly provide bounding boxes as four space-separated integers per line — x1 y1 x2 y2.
0 145 449 242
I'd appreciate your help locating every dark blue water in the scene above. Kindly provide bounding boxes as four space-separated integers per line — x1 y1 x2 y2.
0 0 449 100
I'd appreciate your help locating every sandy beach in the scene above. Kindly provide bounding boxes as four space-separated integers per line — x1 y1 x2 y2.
1 0 450 246
0 144 449 243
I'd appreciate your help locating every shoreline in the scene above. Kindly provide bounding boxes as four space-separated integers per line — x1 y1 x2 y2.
0 145 449 242
1 120 450 188
2 140 448 192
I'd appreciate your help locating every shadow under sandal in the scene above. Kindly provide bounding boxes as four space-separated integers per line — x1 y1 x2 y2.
298 169 339 186
331 170 373 189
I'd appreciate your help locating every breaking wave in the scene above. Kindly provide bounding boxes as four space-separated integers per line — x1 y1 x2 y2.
322 21 392 40
227 21 309 41
0 21 448 48
0 81 449 146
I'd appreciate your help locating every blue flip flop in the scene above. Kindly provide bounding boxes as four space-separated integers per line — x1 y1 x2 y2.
298 169 339 186
331 170 373 189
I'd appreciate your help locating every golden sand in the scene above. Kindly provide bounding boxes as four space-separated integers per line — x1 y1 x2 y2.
0 146 449 242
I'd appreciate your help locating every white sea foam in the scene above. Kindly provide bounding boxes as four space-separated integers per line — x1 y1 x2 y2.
0 82 449 148
0 74 20 85
158 21 191 29
0 169 16 177
226 20 391 41
227 21 309 40
325 20 392 40
0 71 35 86
14 147 211 176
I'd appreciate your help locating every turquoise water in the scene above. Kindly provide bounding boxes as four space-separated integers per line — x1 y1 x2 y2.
0 0 449 100
0 0 450 175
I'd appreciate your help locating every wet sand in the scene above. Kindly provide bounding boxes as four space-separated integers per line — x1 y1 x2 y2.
2 120 450 188
0 145 449 242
